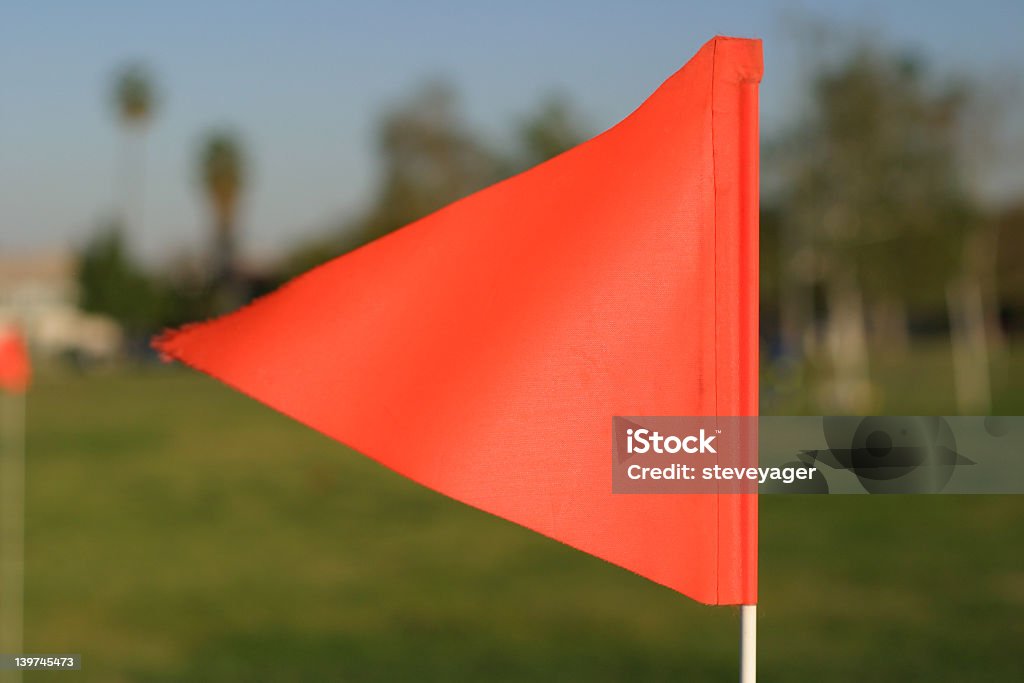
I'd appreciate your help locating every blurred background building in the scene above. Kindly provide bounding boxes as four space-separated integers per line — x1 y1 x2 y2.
0 250 121 362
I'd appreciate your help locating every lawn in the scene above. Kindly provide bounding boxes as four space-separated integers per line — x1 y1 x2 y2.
16 354 1024 681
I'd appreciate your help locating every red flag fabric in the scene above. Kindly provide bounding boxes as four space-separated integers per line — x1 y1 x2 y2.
156 35 761 605
0 326 31 394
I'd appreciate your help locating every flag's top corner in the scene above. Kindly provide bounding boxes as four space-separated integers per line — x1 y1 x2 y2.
707 35 763 83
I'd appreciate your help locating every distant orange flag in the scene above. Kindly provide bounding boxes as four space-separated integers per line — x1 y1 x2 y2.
156 36 761 605
0 327 30 394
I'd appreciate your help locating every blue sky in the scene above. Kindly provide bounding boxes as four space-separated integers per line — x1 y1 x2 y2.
3 0 1022 260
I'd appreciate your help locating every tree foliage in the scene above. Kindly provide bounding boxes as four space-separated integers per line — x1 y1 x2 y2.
356 81 501 246
775 45 980 309
283 81 588 277
199 131 246 231
113 64 156 127
515 92 588 171
77 225 164 334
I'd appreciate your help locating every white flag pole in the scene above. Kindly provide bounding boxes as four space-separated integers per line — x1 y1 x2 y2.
740 604 756 682
1 389 25 683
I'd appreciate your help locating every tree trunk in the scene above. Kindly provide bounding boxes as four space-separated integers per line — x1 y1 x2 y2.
120 127 147 239
975 224 1007 388
946 278 991 414
212 220 242 313
824 265 872 412
213 220 235 285
869 297 910 357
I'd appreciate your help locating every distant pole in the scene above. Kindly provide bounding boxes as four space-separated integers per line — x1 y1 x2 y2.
740 604 756 682
0 390 25 683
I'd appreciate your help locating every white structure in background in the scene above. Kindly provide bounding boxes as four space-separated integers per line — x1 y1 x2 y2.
0 250 122 361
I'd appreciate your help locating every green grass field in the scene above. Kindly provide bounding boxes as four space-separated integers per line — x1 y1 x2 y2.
16 347 1024 681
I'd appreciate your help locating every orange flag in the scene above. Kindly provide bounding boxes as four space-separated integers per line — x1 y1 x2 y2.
156 36 761 605
0 326 30 394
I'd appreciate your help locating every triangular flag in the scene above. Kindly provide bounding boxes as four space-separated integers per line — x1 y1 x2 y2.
156 35 761 605
0 326 30 394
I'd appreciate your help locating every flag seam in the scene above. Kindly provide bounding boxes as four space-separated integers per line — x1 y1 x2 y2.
710 36 723 605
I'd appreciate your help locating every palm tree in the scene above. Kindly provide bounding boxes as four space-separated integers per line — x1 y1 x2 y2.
112 64 156 237
199 131 246 289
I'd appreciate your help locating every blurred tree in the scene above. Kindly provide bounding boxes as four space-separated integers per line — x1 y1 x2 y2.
114 65 155 125
356 80 501 245
995 202 1024 312
111 63 157 239
278 233 359 283
514 92 588 170
78 225 164 335
283 83 588 278
198 130 246 302
774 43 984 411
